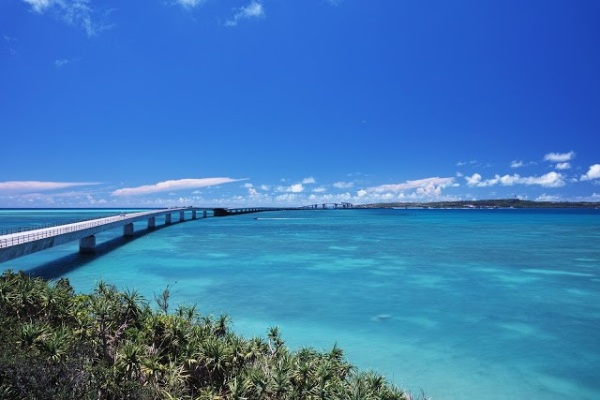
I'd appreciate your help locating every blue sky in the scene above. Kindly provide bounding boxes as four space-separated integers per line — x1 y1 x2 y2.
1 0 599 208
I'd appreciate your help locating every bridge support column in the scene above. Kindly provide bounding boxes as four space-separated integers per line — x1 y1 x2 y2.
148 217 156 230
203 210 207 218
124 223 134 237
192 210 197 220
180 211 185 222
79 235 96 254
166 214 172 225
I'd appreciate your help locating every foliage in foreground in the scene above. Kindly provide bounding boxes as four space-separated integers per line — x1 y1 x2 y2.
0 270 418 400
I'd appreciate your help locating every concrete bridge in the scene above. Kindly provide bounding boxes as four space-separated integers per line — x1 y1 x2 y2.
300 202 353 209
213 207 286 216
0 208 214 263
0 204 354 264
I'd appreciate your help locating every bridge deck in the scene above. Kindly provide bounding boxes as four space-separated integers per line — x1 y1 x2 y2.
0 208 206 263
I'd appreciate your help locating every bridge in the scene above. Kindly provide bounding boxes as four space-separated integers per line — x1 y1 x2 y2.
0 204 353 264
300 202 353 209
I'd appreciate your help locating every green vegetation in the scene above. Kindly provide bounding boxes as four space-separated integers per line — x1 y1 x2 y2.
357 198 600 209
0 270 416 400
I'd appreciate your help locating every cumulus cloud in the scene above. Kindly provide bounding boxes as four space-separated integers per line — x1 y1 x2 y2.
288 183 304 193
465 173 482 186
370 177 456 194
111 178 245 196
225 1 264 27
302 177 316 184
275 181 307 193
580 164 600 181
555 162 571 170
544 151 575 163
22 0 111 36
364 177 456 198
0 180 101 193
333 181 354 189
465 172 565 188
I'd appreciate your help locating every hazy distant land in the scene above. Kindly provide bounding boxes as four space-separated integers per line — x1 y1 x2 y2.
356 199 600 209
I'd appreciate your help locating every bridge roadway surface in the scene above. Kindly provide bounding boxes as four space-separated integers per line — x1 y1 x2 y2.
0 207 282 264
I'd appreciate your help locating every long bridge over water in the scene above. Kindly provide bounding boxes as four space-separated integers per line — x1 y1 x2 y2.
0 204 353 264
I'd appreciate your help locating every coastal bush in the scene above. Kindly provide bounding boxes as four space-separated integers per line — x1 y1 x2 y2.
0 270 419 399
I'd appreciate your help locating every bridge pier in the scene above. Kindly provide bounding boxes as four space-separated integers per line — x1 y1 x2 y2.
180 211 185 222
148 217 156 230
124 223 134 237
203 210 207 218
192 210 197 220
165 214 172 225
79 235 96 254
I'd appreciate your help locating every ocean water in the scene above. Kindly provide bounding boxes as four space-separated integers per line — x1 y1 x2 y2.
1 208 599 399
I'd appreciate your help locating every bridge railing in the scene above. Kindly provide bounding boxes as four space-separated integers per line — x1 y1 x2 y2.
0 213 125 237
0 216 127 248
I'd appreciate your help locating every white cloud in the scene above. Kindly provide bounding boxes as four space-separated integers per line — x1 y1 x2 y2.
225 1 264 27
23 0 52 13
581 164 600 181
510 160 524 168
302 177 316 184
544 151 575 163
55 57 80 68
312 187 326 193
536 194 561 202
333 181 354 189
289 183 304 193
0 180 100 193
456 160 477 167
363 177 457 199
175 0 205 9
275 193 299 203
22 0 111 37
465 172 565 188
275 181 307 193
555 162 571 170
55 59 70 68
4 34 20 57
465 173 482 186
510 160 537 169
370 177 456 194
111 177 245 196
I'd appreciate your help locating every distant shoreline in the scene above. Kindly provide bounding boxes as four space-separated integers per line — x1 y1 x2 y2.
356 199 600 209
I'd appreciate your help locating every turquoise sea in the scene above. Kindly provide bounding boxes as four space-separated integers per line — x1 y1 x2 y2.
1 208 599 399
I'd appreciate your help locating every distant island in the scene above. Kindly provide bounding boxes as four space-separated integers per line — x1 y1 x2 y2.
356 199 600 209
